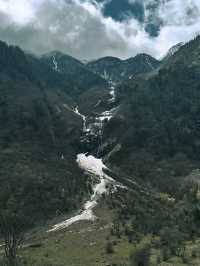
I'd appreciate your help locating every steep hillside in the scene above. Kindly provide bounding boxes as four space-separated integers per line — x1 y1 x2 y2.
40 51 112 117
87 56 122 80
102 36 200 193
41 51 108 97
0 41 91 223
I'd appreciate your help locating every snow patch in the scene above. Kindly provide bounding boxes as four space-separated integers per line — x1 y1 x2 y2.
52 55 60 72
102 69 110 80
145 55 155 70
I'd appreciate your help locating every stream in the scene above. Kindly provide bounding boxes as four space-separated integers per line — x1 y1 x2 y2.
48 82 120 232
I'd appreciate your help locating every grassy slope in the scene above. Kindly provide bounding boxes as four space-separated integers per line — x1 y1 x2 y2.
20 206 132 266
17 205 200 266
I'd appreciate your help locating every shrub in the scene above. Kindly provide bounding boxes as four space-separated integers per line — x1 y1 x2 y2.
162 247 170 261
105 241 114 254
160 226 184 255
129 238 151 266
181 253 190 264
191 247 200 258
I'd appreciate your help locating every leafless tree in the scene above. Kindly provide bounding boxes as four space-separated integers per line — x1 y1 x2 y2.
0 211 25 266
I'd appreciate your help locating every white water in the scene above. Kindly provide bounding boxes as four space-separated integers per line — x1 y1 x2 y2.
73 107 89 133
98 107 118 122
48 84 121 232
109 84 116 103
48 154 115 232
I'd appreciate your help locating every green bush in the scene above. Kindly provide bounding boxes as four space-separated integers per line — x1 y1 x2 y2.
129 239 151 266
105 241 114 254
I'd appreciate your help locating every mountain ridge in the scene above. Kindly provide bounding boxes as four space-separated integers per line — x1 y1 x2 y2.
87 53 160 82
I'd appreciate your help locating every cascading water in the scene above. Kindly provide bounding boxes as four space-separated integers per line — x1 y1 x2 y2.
48 83 122 232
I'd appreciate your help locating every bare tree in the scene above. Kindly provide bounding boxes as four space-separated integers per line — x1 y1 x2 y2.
0 211 25 266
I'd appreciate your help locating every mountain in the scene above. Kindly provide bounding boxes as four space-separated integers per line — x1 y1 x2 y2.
123 53 160 78
97 37 200 266
102 36 200 193
87 56 122 80
42 51 83 73
41 51 108 96
0 40 91 222
87 53 160 82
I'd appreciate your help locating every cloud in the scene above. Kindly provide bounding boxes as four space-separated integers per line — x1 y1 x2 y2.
0 0 199 60
0 0 44 25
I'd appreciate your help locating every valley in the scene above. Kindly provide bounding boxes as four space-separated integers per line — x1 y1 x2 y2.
1 36 200 266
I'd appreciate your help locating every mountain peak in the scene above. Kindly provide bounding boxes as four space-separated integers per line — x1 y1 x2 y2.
126 53 158 62
42 50 67 59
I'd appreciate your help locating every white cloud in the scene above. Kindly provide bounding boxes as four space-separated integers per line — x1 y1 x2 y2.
159 0 200 26
0 0 44 25
0 0 199 59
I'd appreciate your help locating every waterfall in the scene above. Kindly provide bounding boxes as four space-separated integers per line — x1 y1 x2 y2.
48 83 124 232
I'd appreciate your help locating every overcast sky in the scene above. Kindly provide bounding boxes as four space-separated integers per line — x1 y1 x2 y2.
0 0 200 60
